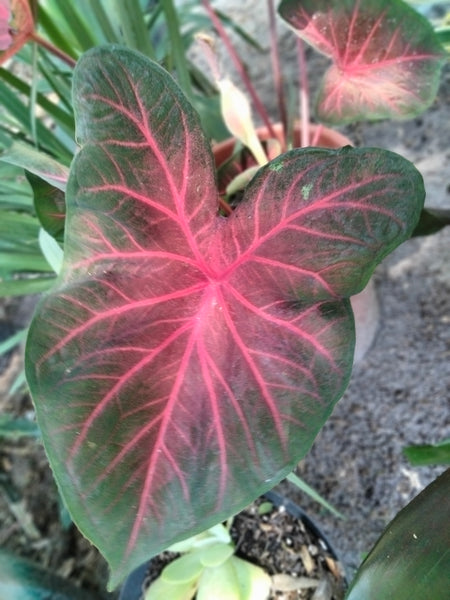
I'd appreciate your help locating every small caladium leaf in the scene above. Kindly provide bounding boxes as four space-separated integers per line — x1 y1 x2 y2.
0 0 34 65
25 46 424 587
0 0 12 50
278 0 446 124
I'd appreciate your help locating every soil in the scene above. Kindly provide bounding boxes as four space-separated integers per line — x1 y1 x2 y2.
1 2 449 598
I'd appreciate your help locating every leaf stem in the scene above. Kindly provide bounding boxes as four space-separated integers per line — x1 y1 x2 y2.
218 197 233 216
30 41 38 146
297 38 310 147
268 0 287 151
29 32 76 68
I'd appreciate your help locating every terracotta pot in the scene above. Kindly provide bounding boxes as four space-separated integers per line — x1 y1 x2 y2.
213 123 379 364
213 122 351 167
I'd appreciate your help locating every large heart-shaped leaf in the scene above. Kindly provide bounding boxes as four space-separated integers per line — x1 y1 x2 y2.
25 46 424 587
278 0 446 124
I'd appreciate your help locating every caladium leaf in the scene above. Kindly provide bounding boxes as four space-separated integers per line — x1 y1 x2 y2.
0 0 12 50
25 46 424 587
0 0 34 65
278 0 446 124
346 469 450 600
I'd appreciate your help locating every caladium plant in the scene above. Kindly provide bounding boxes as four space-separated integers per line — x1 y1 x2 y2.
25 42 427 587
0 0 439 592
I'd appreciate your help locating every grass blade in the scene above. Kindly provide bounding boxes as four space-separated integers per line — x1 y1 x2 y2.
287 472 345 519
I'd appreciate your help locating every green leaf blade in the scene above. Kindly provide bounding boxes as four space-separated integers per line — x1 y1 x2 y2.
346 469 450 600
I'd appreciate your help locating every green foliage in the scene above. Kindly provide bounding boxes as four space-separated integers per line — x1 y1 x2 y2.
0 413 40 440
404 439 450 466
0 549 99 600
0 162 56 299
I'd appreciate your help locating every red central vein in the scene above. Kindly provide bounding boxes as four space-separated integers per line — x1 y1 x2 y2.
348 9 385 67
202 348 257 460
88 83 212 274
133 82 212 274
343 0 361 65
197 338 228 506
126 295 210 555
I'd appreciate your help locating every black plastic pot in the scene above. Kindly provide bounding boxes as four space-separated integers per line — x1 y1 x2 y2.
119 491 345 600
119 561 149 600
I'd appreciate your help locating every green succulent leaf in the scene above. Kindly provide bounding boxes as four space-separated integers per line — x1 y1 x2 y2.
196 560 241 600
230 556 272 600
161 552 204 584
145 576 197 600
199 543 234 568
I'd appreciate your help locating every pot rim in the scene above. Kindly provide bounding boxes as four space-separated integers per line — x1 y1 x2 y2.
213 121 352 161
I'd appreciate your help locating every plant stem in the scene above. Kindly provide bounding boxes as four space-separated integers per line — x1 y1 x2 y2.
30 42 38 146
201 0 278 141
311 124 324 146
218 197 233 216
29 32 76 68
268 0 287 150
297 38 310 147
